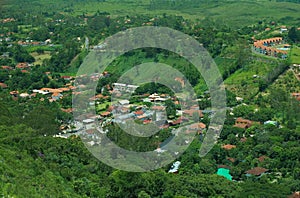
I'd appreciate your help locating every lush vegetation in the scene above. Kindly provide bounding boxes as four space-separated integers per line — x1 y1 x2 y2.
0 0 300 197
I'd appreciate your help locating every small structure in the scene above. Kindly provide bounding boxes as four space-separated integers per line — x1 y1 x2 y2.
245 167 268 177
51 92 63 101
83 118 95 129
257 155 268 163
264 120 279 127
16 62 29 69
113 83 138 93
170 117 189 126
280 26 288 33
151 106 165 111
222 144 236 150
292 93 300 101
168 161 181 173
234 117 252 129
183 109 203 117
118 99 130 106
20 93 29 98
288 192 300 198
0 82 8 89
1 66 13 70
187 122 206 134
100 111 111 117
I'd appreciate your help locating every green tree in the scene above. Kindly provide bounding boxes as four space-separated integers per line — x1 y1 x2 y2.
165 99 176 118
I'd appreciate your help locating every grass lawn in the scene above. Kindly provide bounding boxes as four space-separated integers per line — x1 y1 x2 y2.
24 45 62 53
290 46 300 64
30 51 51 66
96 102 111 112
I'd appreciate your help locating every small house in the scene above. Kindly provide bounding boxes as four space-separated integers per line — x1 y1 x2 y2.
168 161 181 173
234 117 252 129
222 144 236 150
245 167 268 177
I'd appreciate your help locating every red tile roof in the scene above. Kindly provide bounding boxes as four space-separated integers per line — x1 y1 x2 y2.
10 90 19 95
101 112 111 117
257 155 268 163
183 109 203 117
143 120 151 124
107 106 114 112
188 122 206 130
222 144 236 150
1 66 13 70
16 62 29 69
61 108 73 113
253 37 288 55
227 157 236 163
234 117 253 129
217 165 231 169
41 88 63 93
151 106 165 111
289 192 300 198
0 83 8 89
245 167 268 176
21 70 29 73
134 110 144 115
58 87 70 92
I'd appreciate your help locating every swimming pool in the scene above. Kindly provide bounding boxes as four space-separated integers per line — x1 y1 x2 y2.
277 48 290 51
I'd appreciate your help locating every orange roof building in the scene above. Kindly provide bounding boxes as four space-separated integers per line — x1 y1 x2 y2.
292 93 300 101
0 82 8 89
234 117 253 129
100 112 111 117
222 144 236 150
183 109 203 117
16 62 29 69
253 37 288 58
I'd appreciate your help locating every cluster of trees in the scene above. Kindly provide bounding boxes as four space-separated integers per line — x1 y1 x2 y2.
288 27 300 43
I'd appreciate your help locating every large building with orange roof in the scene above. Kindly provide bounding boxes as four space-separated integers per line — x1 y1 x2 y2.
253 37 288 59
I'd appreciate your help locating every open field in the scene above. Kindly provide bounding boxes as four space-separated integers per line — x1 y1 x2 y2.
290 46 300 64
30 51 51 66
71 0 300 26
6 0 300 27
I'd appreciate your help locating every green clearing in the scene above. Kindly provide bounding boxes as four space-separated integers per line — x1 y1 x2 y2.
96 101 111 112
30 51 51 66
290 46 300 64
24 45 61 53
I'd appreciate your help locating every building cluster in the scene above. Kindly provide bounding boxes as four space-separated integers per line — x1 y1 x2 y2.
253 37 289 59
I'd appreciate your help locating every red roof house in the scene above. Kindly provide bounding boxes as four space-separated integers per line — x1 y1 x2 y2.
245 167 268 176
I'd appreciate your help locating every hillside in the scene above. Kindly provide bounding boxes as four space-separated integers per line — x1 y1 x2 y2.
1 0 300 27
0 0 300 197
